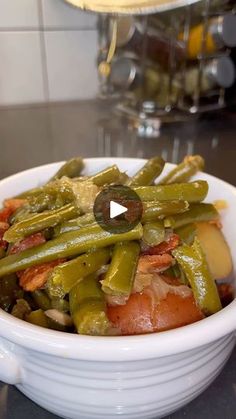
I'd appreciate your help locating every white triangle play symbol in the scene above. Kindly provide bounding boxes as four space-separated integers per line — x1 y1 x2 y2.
110 200 127 219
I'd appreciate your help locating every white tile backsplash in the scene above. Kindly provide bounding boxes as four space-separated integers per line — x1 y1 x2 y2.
44 30 98 101
0 0 40 29
42 0 97 29
0 32 45 105
0 1 98 105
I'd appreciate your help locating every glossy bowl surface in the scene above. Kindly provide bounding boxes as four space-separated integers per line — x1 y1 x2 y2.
0 158 235 419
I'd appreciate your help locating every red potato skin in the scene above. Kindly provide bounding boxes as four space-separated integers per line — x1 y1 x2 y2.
107 291 204 335
153 293 204 332
107 293 154 335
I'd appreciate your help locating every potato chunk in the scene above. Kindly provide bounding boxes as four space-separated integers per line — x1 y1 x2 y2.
196 222 232 280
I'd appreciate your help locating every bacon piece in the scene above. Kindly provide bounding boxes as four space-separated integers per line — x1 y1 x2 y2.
9 232 46 255
142 234 180 256
0 199 26 223
0 222 9 250
18 259 66 292
0 207 13 223
137 254 173 274
4 199 27 211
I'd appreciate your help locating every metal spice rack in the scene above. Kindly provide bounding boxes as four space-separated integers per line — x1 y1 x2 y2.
97 0 236 135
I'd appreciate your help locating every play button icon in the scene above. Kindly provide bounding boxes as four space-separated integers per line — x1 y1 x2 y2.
110 201 127 219
93 185 143 234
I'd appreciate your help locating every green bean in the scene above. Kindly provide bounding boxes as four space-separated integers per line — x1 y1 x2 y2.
4 203 79 243
165 203 219 229
0 223 143 277
17 165 124 200
159 155 204 185
69 274 110 335
165 264 188 284
143 221 165 246
32 290 51 311
47 248 111 298
51 298 69 312
133 181 208 202
142 200 189 222
11 299 31 320
175 223 197 245
16 178 74 201
101 242 140 297
27 194 59 213
16 187 45 200
26 309 49 328
89 165 126 186
127 157 165 186
9 207 31 225
50 157 84 181
18 159 84 199
0 274 23 311
0 248 6 259
53 213 95 236
173 238 222 315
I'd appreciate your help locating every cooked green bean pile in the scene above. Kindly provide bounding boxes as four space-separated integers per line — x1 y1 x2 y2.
0 155 233 335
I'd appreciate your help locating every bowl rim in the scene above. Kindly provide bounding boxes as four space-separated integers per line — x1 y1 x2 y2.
0 158 235 361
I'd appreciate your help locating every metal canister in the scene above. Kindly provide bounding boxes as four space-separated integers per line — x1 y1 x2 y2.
183 56 235 95
111 16 185 70
186 13 236 59
109 55 161 98
110 55 141 90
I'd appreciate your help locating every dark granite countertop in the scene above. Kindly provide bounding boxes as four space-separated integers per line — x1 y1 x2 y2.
0 100 236 419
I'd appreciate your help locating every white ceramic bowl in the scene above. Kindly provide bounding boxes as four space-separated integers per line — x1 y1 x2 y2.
0 158 235 419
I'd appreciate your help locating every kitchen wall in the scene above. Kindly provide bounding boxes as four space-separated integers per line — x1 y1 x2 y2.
0 0 98 106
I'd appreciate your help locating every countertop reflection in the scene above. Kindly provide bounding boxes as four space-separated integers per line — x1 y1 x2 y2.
0 100 236 184
0 99 236 419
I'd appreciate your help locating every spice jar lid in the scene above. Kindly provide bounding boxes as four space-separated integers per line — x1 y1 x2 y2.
110 56 139 89
211 14 236 48
207 56 235 89
221 14 236 48
115 17 136 48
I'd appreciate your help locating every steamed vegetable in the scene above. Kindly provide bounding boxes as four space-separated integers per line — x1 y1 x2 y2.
0 155 231 336
47 248 111 298
159 155 204 184
69 274 110 335
134 181 208 203
50 157 84 181
127 157 165 186
0 224 143 277
101 242 140 298
196 222 233 279
173 238 222 315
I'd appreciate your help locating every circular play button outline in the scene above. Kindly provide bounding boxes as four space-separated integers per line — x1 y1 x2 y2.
93 185 143 234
